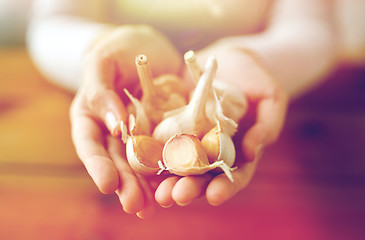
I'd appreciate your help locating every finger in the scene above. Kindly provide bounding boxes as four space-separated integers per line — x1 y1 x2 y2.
155 176 180 208
107 136 144 214
172 174 214 206
70 97 119 194
206 159 259 206
242 92 288 161
136 175 157 219
84 55 127 136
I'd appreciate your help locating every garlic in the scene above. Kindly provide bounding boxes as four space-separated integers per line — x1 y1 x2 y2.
159 134 235 182
126 134 164 175
211 81 248 124
123 88 151 136
152 56 217 143
184 50 202 84
201 121 236 168
153 74 187 98
184 50 248 124
211 88 238 137
136 55 186 124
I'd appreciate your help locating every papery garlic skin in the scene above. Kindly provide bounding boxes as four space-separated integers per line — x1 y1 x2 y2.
211 81 248 124
210 88 238 137
126 135 164 175
152 56 217 143
124 89 151 136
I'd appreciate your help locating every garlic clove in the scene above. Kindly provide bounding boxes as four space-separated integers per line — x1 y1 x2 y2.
126 135 164 175
160 134 236 182
152 56 217 143
201 123 236 168
201 125 220 164
124 88 151 136
162 134 211 175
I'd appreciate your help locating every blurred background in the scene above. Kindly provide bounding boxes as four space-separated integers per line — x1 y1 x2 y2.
1 0 365 239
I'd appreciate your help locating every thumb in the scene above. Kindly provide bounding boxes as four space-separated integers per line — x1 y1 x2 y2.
83 50 128 136
86 87 127 136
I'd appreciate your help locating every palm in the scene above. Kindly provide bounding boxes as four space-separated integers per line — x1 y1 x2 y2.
154 47 288 207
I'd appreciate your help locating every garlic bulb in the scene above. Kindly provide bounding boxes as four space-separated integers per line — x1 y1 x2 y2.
201 121 236 168
126 135 164 175
159 134 235 182
136 55 186 124
152 56 217 143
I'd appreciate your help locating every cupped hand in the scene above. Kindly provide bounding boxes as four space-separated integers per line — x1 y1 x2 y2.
155 41 289 207
70 24 182 218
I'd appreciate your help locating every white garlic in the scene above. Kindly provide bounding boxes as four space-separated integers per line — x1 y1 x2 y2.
135 55 186 124
126 135 164 176
184 50 248 124
184 50 202 84
152 56 217 143
201 121 236 169
159 134 235 182
211 81 248 124
123 88 151 136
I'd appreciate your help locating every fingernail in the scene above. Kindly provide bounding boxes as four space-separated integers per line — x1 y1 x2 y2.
120 120 128 143
105 111 119 136
176 200 191 207
160 203 173 208
136 212 145 219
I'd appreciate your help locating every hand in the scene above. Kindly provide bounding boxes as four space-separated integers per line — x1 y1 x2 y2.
154 42 289 207
70 25 182 217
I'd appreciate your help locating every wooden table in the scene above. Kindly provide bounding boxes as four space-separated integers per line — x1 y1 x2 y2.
1 48 365 240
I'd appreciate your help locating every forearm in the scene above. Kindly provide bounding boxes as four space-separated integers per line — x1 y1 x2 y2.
26 0 109 91
222 0 338 98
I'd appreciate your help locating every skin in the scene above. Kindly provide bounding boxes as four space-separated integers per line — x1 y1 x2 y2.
155 43 288 208
70 26 288 218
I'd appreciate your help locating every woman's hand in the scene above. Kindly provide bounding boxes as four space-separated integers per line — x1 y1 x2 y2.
155 41 289 207
70 24 182 218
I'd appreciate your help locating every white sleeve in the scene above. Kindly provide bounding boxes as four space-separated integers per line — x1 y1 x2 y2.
228 0 337 97
26 0 110 91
